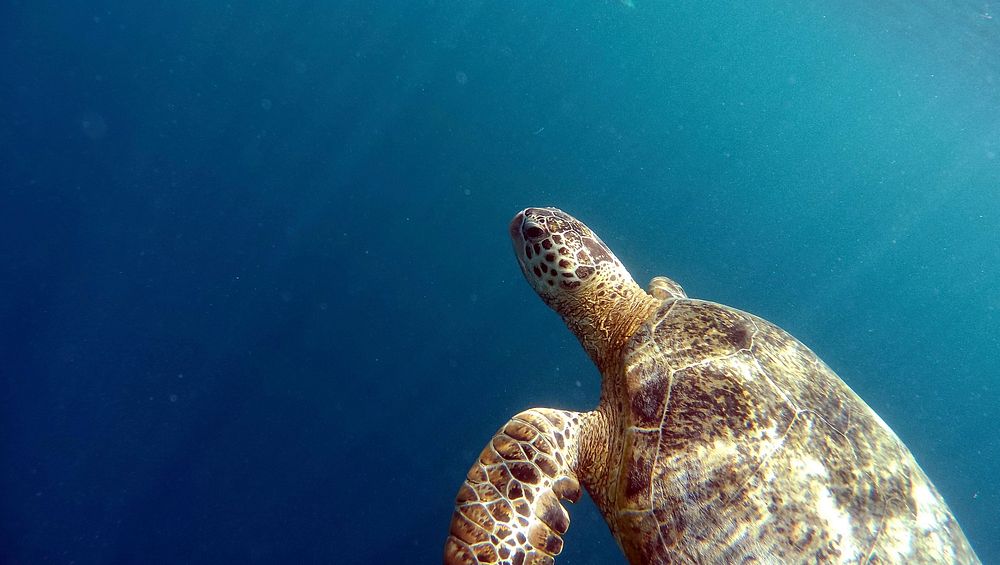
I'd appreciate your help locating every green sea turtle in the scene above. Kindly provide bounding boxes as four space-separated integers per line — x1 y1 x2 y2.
444 207 979 564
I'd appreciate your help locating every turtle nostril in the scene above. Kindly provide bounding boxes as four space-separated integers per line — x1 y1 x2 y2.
524 225 544 239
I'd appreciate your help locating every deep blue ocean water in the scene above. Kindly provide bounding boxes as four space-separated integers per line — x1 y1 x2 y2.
2 1 998 563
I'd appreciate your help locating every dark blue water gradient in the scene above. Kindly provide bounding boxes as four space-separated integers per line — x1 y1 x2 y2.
2 1 998 563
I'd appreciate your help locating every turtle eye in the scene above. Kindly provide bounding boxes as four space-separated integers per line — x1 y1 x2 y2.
523 225 545 239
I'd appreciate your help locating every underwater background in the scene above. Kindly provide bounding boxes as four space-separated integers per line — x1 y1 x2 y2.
2 1 998 563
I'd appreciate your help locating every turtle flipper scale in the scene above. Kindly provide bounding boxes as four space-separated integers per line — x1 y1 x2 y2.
444 408 585 565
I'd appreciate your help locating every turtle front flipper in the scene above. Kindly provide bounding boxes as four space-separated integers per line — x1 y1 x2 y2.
647 276 686 300
444 408 586 565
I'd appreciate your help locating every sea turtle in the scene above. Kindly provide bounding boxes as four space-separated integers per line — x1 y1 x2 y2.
444 207 979 564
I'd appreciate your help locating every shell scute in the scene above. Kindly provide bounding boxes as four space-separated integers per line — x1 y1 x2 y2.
629 370 669 428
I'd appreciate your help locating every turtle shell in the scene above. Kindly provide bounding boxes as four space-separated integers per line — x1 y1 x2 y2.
608 297 974 563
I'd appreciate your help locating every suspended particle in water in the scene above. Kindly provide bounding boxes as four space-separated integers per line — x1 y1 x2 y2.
455 71 468 85
169 394 178 403
80 112 108 140
260 98 273 110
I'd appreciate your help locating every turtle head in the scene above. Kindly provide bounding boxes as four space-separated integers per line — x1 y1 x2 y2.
510 208 656 366
510 207 624 301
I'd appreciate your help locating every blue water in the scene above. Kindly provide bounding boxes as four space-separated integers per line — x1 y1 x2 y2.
2 1 998 563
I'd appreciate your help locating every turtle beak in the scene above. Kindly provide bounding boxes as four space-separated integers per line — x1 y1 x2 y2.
509 210 530 274
509 210 526 243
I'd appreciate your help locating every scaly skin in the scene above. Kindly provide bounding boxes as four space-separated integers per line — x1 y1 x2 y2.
445 207 980 564
445 207 656 565
443 408 586 565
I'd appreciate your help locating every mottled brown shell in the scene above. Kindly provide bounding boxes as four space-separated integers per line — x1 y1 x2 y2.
608 297 977 564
